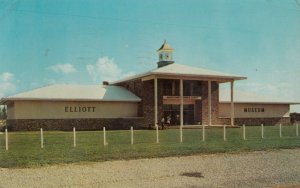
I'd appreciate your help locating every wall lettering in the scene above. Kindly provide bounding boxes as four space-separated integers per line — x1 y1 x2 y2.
244 108 265 113
65 106 96 113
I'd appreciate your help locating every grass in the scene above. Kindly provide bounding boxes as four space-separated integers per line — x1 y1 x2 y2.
0 125 299 168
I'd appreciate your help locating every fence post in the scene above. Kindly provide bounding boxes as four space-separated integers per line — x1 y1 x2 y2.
243 124 246 140
223 125 226 141
73 127 76 147
5 128 8 151
202 125 205 141
296 124 299 137
180 126 183 143
131 126 133 145
103 127 107 146
156 125 159 143
261 124 264 139
40 128 44 149
279 124 282 138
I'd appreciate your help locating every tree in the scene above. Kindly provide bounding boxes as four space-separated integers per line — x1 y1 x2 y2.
2 106 7 119
0 106 7 119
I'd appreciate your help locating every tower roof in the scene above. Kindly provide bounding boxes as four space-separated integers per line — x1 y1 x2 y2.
157 41 174 51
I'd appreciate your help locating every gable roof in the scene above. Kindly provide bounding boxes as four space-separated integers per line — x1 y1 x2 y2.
112 63 246 84
0 84 141 104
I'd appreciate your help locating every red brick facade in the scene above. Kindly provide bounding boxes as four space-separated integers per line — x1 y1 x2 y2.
117 79 220 126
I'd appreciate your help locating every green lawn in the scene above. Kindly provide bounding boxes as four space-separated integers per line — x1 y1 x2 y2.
0 125 299 168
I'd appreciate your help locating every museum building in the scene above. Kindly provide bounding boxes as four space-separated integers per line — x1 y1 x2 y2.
0 42 297 131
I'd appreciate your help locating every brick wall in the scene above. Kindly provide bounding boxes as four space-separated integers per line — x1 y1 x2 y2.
117 79 221 126
143 80 155 124
116 80 143 117
6 118 147 131
116 79 156 125
219 117 291 125
201 81 219 125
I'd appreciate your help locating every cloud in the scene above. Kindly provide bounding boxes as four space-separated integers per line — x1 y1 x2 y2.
0 72 14 82
86 56 135 83
47 64 76 74
221 81 298 102
235 82 292 97
0 72 16 97
219 88 281 102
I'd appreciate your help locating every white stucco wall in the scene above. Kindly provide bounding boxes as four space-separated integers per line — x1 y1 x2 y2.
219 103 290 118
9 100 138 119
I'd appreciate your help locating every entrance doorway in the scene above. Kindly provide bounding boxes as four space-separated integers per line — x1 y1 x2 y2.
162 104 195 125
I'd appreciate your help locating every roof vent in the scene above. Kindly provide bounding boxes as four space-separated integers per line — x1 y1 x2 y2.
102 81 109 86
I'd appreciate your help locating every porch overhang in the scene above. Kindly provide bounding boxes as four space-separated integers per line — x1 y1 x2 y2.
141 73 246 83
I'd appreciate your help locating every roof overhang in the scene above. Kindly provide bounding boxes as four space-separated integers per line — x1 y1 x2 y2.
111 63 247 84
146 73 246 82
114 72 247 84
0 98 141 104
220 101 300 105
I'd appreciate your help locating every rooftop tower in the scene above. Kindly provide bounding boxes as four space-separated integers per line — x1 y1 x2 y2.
157 40 174 68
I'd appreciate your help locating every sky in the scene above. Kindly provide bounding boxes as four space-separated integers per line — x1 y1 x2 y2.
0 0 300 112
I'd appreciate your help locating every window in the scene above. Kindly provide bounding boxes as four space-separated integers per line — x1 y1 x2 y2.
159 54 163 60
184 104 194 111
183 81 201 96
194 81 202 96
162 80 177 96
163 81 172 95
183 81 191 96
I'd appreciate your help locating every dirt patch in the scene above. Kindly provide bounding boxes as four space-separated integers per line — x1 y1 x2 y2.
180 172 204 178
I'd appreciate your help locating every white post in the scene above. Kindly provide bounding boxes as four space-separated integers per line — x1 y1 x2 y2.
243 124 246 140
5 128 8 151
297 124 299 137
180 79 183 127
156 125 159 143
40 128 44 149
279 124 282 138
73 127 76 147
103 127 107 146
223 125 226 141
131 126 133 145
154 77 158 126
180 126 183 143
261 124 264 139
230 80 234 126
202 125 205 141
208 80 212 126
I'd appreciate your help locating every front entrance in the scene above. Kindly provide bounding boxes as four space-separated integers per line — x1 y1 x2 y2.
162 104 195 125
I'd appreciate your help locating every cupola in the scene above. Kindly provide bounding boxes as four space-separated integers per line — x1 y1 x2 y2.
157 40 174 68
